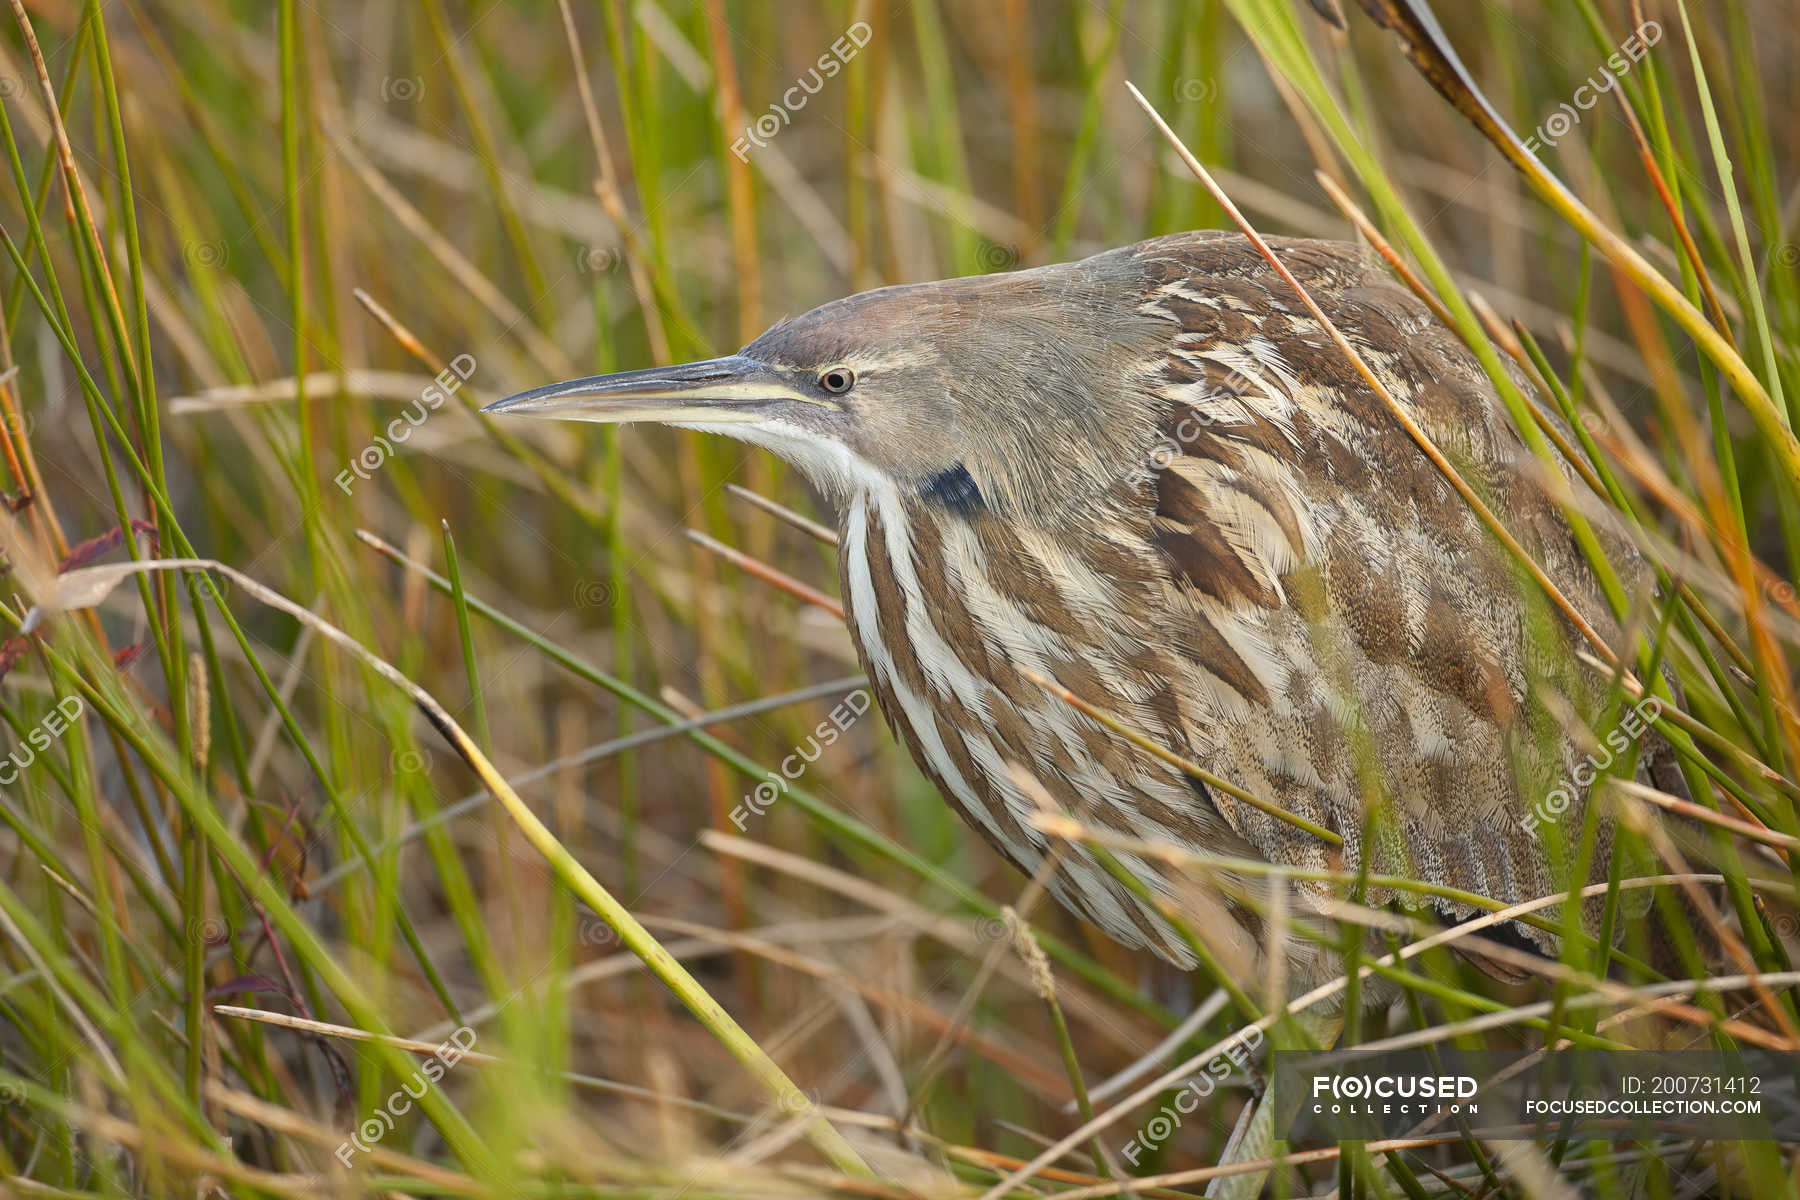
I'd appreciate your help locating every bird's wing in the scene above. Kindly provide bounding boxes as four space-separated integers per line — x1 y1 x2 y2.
1125 233 1663 941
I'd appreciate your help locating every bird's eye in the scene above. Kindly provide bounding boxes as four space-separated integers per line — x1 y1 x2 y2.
818 366 856 395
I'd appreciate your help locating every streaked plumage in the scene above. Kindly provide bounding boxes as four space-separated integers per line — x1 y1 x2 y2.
489 230 1684 989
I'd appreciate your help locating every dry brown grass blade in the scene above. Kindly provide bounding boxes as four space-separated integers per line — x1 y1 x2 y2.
1610 778 1800 854
1579 413 1800 629
1623 793 1800 1048
0 345 63 556
1317 170 1611 509
211 1005 503 1061
330 132 572 376
1314 171 1455 330
726 483 840 547
349 287 611 528
1559 133 1800 771
700 0 763 343
213 1003 797 1135
1312 180 1602 512
554 0 671 363
206 1081 487 1194
168 371 463 414
22 1096 348 1198
1606 76 1736 346
684 528 843 618
8 0 134 383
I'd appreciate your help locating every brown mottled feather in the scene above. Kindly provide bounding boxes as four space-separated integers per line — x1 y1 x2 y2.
824 232 1683 987
1121 233 1676 958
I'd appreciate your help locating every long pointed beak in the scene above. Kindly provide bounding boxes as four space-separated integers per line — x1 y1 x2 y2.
483 354 806 426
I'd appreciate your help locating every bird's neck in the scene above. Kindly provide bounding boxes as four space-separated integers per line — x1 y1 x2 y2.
835 472 1164 669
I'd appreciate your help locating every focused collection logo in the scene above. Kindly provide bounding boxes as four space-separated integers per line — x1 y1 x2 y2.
1274 1048 1800 1142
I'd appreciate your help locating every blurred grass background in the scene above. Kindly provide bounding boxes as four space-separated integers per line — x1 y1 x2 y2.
1 0 1798 1195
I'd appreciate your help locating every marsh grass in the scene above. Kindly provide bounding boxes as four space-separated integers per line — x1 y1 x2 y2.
0 1 1796 1196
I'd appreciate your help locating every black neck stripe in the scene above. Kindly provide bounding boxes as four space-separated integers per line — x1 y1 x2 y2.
919 463 985 514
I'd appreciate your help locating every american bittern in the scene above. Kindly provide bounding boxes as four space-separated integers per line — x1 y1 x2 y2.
488 231 1689 1182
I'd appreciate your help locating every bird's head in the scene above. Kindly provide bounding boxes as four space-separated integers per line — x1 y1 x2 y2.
484 252 1171 523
